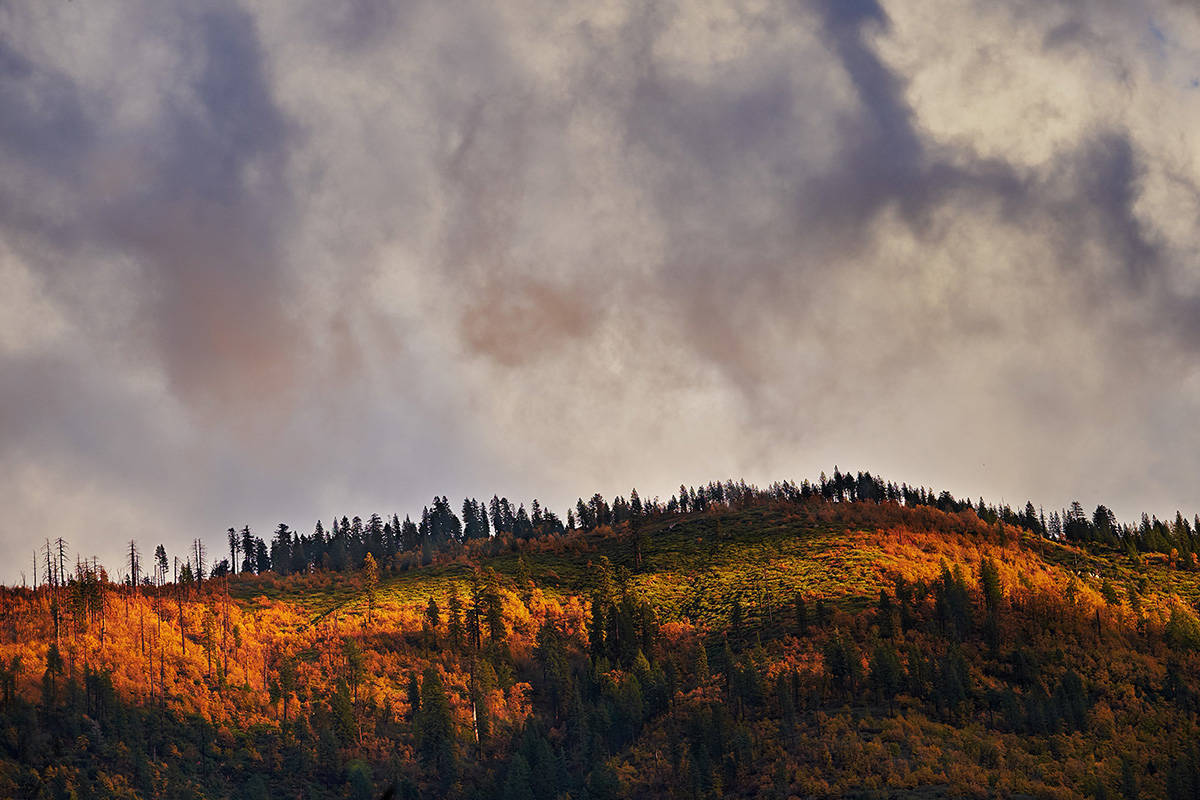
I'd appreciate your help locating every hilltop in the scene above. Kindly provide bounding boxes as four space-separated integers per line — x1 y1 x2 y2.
3 477 1200 799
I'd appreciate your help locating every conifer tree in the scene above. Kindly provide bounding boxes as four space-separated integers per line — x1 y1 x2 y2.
447 589 464 650
363 553 379 624
416 667 456 776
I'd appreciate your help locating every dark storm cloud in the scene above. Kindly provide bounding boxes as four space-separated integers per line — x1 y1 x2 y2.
0 37 91 179
608 0 1036 392
1 0 1198 580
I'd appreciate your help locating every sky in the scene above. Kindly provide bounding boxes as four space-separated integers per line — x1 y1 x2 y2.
2 0 1199 583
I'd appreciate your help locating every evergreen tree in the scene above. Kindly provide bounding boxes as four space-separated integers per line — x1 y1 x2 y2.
868 643 904 712
346 761 374 800
406 672 421 723
227 528 240 576
425 597 440 645
155 544 169 585
448 589 464 650
255 538 270 574
876 589 895 638
363 554 379 624
980 557 1002 612
483 569 505 643
416 668 456 776
502 753 534 800
695 644 710 687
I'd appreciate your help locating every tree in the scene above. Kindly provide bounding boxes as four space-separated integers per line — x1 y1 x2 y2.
534 620 571 720
271 525 292 577
502 753 534 800
980 558 1002 612
823 632 860 696
0 656 20 709
589 597 606 660
868 644 904 712
483 569 505 643
54 537 68 590
876 589 895 638
42 642 63 706
425 597 440 645
695 644 710 687
202 611 217 675
587 764 622 800
255 538 270 574
227 528 240 576
1121 757 1140 800
574 499 590 531
406 671 422 723
1166 607 1200 651
630 512 646 569
127 540 140 588
980 557 1003 647
290 538 308 575
416 668 456 776
447 589 464 650
241 526 256 573
155 545 169 586
1094 505 1118 543
192 538 207 583
346 761 374 800
344 639 366 706
935 646 971 719
935 564 973 640
363 554 379 624
270 655 299 724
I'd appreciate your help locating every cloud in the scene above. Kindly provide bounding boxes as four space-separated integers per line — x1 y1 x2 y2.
0 2 302 421
1 0 1199 580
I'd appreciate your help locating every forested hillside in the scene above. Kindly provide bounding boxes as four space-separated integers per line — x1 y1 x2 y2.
4 473 1200 799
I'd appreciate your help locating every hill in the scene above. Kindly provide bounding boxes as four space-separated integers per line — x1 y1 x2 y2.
3 479 1200 799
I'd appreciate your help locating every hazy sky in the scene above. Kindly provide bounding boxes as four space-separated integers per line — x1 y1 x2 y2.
2 0 1199 582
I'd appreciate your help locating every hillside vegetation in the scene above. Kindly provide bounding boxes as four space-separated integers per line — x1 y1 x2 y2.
4 475 1200 799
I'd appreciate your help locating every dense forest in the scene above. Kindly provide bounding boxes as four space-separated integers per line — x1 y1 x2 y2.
5 470 1200 799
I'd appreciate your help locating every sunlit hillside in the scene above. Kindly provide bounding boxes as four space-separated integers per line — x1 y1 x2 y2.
4 479 1200 799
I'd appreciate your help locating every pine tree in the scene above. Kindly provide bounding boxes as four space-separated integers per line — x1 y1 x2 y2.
448 589 464 650
502 753 534 800
695 644 710 687
483 569 505 643
42 642 63 706
868 643 904 712
406 672 421 723
347 761 374 800
240 527 256 573
980 557 1002 612
416 667 456 776
425 597 440 645
876 589 895 638
589 597 606 660
227 528 240 576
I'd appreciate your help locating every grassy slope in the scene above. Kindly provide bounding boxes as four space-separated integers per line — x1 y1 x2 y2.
232 506 895 623
232 501 1197 637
